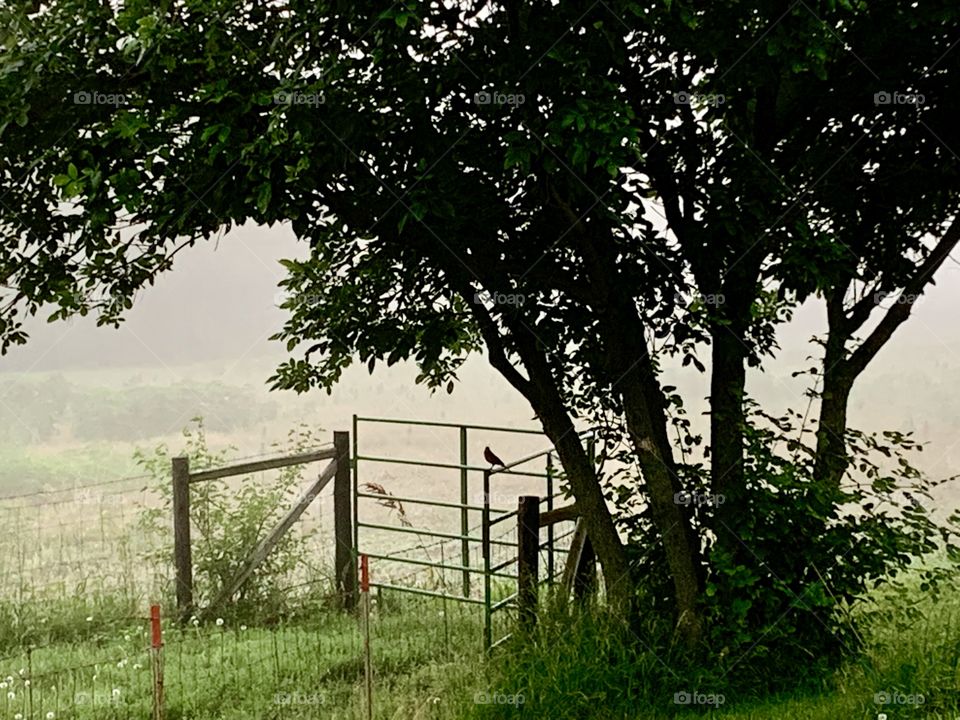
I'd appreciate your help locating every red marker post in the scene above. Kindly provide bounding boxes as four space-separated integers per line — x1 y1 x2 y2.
360 555 373 720
150 604 163 649
150 604 165 720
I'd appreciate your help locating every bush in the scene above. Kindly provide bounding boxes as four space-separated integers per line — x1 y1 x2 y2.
606 401 960 692
136 419 322 622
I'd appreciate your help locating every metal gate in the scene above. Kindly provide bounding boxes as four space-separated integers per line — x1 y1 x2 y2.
351 415 592 649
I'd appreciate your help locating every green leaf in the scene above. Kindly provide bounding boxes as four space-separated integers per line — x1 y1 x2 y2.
256 183 272 214
410 202 427 221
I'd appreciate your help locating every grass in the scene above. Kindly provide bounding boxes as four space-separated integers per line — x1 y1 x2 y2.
0 572 955 719
464 576 960 720
0 445 143 495
0 590 486 720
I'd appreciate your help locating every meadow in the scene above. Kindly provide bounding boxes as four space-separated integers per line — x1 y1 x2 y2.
0 368 957 718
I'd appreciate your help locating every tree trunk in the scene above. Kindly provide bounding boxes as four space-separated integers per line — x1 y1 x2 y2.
526 367 638 617
813 298 854 492
600 303 703 647
709 320 749 555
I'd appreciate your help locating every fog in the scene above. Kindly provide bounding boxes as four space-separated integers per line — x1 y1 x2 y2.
2 221 959 494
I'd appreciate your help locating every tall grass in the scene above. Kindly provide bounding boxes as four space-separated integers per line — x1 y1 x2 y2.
459 581 960 720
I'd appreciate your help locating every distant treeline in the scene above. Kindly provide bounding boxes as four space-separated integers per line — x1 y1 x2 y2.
0 376 277 444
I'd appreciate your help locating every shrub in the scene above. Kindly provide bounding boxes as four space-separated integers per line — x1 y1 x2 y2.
136 419 321 622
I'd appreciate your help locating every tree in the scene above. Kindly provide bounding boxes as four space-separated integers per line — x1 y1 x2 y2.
1 0 958 658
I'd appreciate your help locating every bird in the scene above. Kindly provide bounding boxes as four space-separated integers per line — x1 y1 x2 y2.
483 446 506 468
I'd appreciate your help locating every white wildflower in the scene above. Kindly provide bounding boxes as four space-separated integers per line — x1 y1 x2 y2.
215 618 224 627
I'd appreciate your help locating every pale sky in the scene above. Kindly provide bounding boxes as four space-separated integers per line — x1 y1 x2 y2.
2 222 959 477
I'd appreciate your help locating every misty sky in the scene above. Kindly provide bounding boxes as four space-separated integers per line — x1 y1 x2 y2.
2 222 960 477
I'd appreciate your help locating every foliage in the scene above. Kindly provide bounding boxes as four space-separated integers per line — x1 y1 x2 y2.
609 402 960 685
136 419 318 620
2 0 960 671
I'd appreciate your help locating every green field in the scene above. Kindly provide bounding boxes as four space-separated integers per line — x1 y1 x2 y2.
0 373 957 718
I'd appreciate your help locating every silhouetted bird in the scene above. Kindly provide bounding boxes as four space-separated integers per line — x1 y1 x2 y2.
483 446 506 468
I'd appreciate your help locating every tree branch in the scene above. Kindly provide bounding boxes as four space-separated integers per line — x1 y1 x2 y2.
846 216 960 377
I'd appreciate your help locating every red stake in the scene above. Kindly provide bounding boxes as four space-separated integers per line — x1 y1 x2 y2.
150 604 162 649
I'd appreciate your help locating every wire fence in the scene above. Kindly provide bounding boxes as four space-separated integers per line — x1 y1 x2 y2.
0 428 589 718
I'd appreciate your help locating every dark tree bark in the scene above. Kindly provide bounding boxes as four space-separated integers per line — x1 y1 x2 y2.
813 220 960 490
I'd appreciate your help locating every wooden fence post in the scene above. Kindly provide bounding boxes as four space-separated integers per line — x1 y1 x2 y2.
171 457 192 618
334 431 358 610
517 495 540 630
